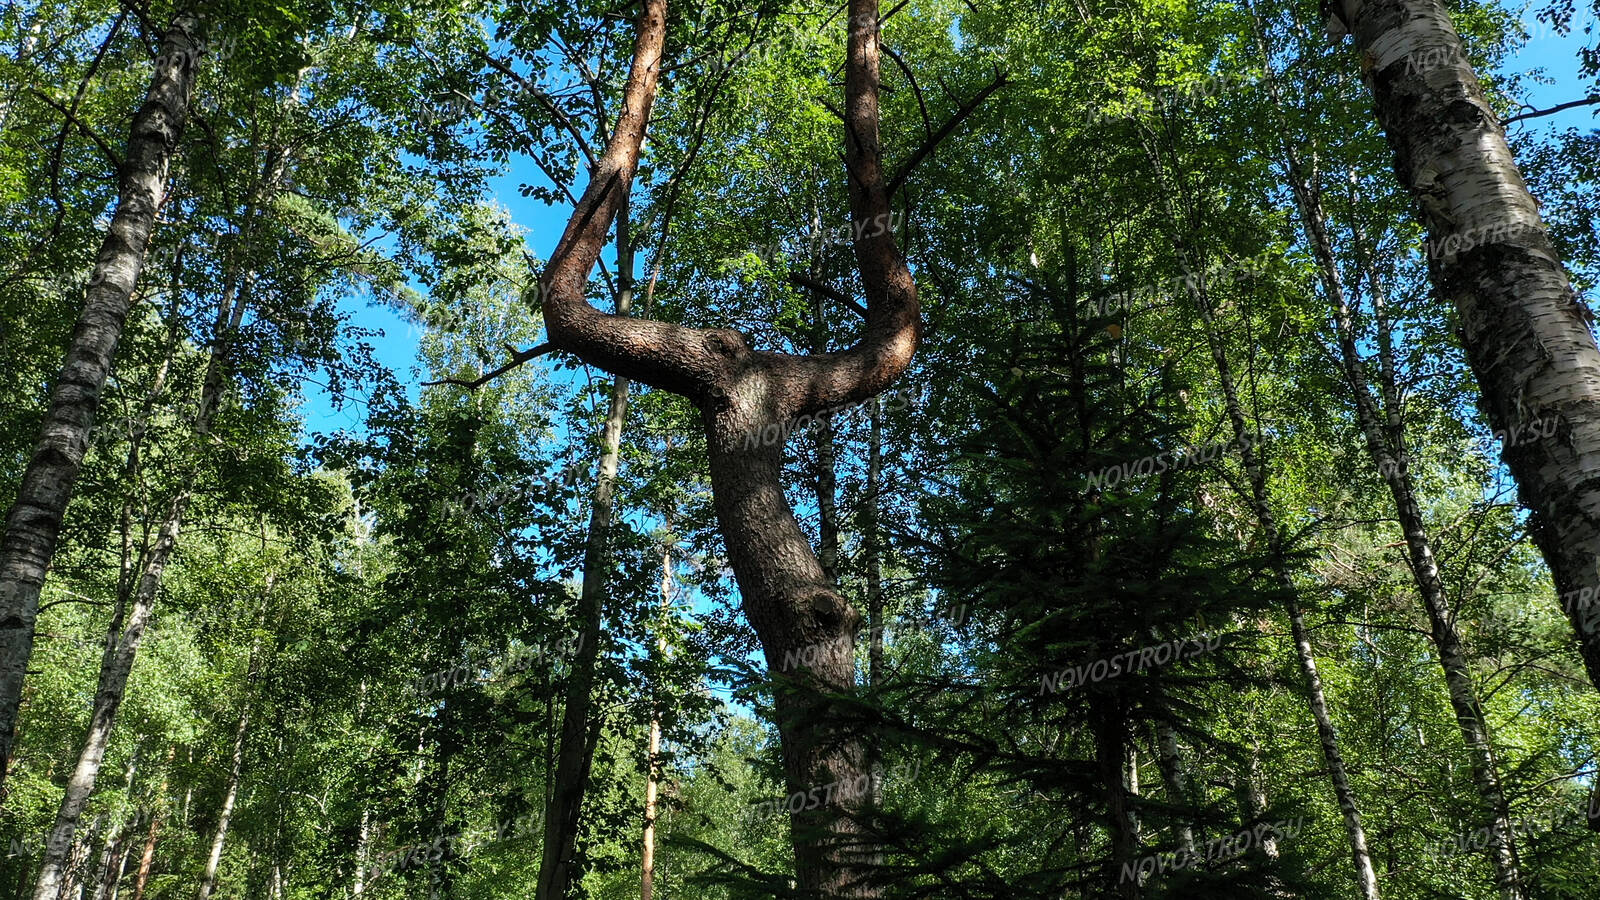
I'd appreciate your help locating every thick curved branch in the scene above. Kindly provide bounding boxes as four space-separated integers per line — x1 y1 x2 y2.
766 0 922 418
535 0 739 400
538 0 923 422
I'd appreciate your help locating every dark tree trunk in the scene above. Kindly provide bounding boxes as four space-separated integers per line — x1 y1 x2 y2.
530 1 918 891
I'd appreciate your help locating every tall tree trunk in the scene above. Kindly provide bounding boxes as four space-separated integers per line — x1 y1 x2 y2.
1328 0 1600 696
536 196 636 900
1284 145 1525 899
0 15 200 795
195 702 250 900
32 496 184 900
533 1 918 891
864 401 884 808
1152 724 1195 856
641 533 672 900
1090 698 1140 899
129 746 173 900
1184 249 1382 898
31 212 249 900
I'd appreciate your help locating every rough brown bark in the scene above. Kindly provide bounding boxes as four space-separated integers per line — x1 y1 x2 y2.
530 0 916 893
0 15 200 798
864 403 884 808
1329 0 1600 697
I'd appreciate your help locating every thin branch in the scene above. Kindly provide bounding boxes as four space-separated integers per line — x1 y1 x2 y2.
423 342 557 389
34 90 122 171
472 49 600 171
38 590 111 614
887 69 1009 197
883 44 933 150
1504 96 1600 125
788 272 867 318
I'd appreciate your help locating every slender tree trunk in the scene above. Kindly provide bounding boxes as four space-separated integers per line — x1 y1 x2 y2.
32 492 184 900
641 533 672 900
536 197 635 900
1284 147 1525 899
0 15 201 795
1185 253 1382 898
32 216 248 900
1090 698 1139 899
195 702 250 900
351 807 371 896
1237 739 1280 862
129 746 173 900
1152 724 1195 855
864 402 884 808
1329 0 1600 695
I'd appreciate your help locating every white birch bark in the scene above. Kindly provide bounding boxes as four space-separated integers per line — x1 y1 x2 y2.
1331 0 1600 696
0 14 201 796
1283 141 1526 900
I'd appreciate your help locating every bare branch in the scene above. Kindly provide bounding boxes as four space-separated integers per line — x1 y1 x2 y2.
887 69 1009 197
34 90 122 171
788 272 868 319
423 342 557 390
1504 96 1600 125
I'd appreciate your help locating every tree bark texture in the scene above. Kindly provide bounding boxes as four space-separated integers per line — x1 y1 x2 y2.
1331 0 1600 696
0 13 200 800
530 0 918 893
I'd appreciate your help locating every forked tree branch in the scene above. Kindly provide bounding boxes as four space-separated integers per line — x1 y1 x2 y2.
533 0 921 422
886 69 1008 197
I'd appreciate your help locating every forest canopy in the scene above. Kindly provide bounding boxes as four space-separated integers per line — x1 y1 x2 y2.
3 0 1600 897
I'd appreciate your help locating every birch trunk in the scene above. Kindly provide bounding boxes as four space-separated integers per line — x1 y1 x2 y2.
1329 0 1600 694
536 196 635 900
195 701 250 900
0 15 200 794
1185 256 1382 899
641 536 672 900
32 207 250 900
1284 144 1525 899
1153 724 1195 855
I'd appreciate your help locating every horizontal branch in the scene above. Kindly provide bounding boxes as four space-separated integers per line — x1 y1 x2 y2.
423 342 556 389
1504 96 1600 124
